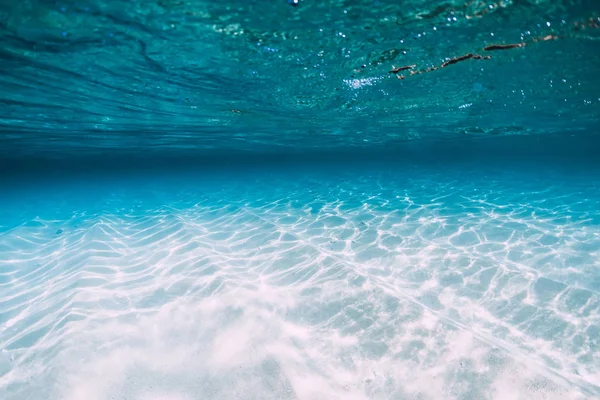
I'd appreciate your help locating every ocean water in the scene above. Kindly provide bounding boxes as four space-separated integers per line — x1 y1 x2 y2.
1 1 600 399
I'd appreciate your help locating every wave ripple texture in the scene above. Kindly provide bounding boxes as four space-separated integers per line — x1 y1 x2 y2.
1 167 599 399
1 0 599 157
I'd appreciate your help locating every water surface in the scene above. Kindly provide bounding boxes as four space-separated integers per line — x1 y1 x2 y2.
1 1 600 399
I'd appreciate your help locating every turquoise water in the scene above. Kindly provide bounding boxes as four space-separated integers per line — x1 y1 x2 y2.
1 1 600 399
2 158 600 399
1 0 599 157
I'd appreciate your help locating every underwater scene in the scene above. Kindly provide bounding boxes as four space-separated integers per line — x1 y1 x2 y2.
1 0 600 399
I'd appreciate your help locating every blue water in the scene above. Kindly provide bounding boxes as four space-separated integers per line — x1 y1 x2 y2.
1 0 600 399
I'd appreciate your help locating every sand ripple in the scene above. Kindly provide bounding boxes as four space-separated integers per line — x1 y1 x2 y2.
0 166 599 399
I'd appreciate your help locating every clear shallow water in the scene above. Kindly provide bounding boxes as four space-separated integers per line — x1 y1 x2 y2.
2 0 600 399
1 162 600 399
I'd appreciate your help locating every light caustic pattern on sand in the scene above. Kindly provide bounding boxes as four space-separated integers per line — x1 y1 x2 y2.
0 168 599 399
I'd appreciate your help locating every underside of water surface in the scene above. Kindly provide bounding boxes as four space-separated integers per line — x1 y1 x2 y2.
1 0 600 399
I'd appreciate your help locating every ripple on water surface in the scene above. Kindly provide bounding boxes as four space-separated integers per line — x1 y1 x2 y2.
1 0 599 156
0 166 599 399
